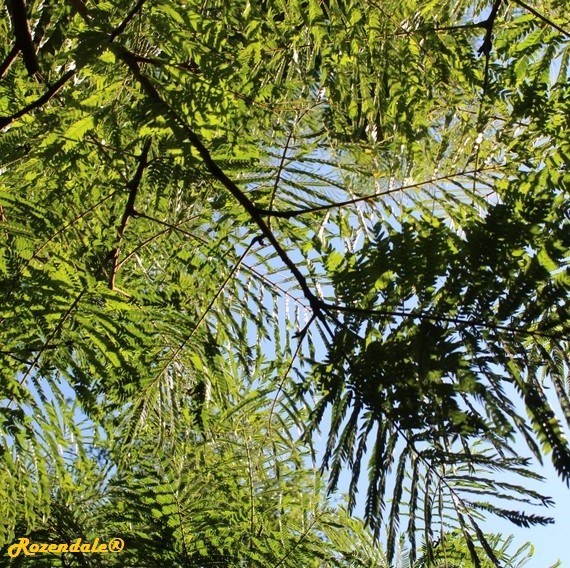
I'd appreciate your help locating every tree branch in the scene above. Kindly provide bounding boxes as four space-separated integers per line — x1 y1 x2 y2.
13 290 86 399
115 45 324 316
478 0 503 57
0 45 19 79
116 219 203 271
6 0 39 76
108 138 152 290
511 0 570 38
109 0 148 41
318 300 568 340
68 0 91 23
255 167 501 219
0 69 75 130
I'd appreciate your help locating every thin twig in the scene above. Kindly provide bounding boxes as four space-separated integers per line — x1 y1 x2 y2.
255 167 501 219
108 138 152 289
12 289 86 403
511 0 570 38
109 0 148 41
0 69 75 130
318 300 568 340
0 45 19 79
267 114 299 230
266 313 316 439
129 239 257 440
30 188 117 264
116 220 200 271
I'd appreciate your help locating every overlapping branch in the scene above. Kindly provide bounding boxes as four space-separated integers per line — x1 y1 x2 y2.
115 45 323 317
6 0 39 76
255 168 500 219
0 70 75 131
108 138 152 290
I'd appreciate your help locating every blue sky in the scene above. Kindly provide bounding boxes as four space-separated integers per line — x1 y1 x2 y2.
313 396 570 566
486 447 570 567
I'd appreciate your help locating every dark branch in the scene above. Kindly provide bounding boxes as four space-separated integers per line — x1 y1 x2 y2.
30 188 118 264
115 45 324 317
478 0 503 58
6 0 39 76
116 218 205 271
0 69 75 130
511 0 570 38
318 300 568 340
14 290 86 397
131 212 208 245
68 0 91 23
0 45 19 79
108 138 152 290
125 52 201 74
268 116 298 229
109 0 148 41
477 0 504 100
432 21 489 33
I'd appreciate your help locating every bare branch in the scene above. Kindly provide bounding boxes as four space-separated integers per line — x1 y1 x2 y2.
318 300 568 340
6 0 39 76
511 0 570 38
0 69 75 130
115 45 324 317
110 0 148 41
108 138 152 290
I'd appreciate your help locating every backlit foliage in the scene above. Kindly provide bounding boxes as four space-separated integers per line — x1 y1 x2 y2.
1 0 569 565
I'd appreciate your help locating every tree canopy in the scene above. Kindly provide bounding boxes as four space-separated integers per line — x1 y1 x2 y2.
1 0 569 565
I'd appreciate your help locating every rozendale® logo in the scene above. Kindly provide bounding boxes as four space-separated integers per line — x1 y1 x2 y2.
7 537 125 558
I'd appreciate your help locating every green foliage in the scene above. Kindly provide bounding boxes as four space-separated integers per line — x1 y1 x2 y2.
4 384 390 567
414 532 535 567
1 0 569 565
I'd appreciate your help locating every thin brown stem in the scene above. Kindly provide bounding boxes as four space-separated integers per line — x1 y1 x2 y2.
0 70 75 130
108 139 152 289
255 167 501 219
109 0 148 40
318 300 568 340
511 0 570 38
0 45 19 79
